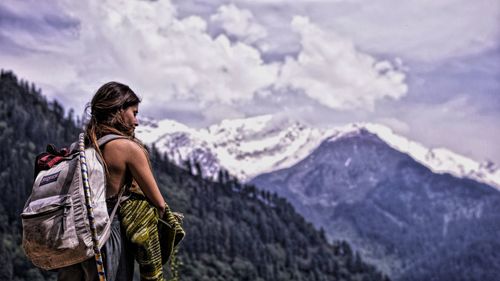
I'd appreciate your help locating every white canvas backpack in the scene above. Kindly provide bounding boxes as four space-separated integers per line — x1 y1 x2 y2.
21 134 127 270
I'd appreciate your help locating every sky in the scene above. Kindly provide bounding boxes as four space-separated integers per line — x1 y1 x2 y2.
1 0 499 164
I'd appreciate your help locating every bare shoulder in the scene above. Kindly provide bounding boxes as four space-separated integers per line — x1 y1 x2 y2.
103 138 146 161
104 138 142 153
103 138 132 149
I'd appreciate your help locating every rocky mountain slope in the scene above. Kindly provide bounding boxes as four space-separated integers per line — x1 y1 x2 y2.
251 129 500 280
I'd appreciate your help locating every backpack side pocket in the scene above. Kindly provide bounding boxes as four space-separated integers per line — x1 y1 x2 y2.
21 195 77 255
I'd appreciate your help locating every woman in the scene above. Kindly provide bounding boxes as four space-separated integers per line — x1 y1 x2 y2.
58 81 167 281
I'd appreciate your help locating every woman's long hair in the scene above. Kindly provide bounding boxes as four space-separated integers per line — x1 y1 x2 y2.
84 81 142 174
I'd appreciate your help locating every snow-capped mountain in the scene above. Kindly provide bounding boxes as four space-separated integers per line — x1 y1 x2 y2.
136 114 329 181
250 126 500 280
328 123 500 190
135 115 500 190
137 114 500 280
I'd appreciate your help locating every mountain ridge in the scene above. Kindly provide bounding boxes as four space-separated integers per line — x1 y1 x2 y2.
135 115 500 189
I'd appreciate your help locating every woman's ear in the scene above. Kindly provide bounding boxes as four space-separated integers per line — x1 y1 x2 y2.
117 108 125 118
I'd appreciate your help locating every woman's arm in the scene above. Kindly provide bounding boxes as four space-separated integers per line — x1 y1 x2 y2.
124 141 166 215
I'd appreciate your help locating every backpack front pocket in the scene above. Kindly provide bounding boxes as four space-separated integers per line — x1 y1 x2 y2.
21 195 77 253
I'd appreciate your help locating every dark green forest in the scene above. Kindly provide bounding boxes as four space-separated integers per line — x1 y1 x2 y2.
0 70 389 281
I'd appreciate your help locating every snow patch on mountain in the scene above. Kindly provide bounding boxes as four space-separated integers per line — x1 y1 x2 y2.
136 114 330 180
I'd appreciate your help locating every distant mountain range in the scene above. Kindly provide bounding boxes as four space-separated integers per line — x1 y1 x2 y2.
136 114 500 189
136 115 500 280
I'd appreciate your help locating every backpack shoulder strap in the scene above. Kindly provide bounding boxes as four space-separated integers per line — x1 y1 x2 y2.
97 134 129 147
94 134 132 235
101 184 127 246
68 134 129 152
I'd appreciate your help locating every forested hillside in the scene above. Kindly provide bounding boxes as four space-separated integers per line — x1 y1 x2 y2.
0 70 81 280
0 70 389 281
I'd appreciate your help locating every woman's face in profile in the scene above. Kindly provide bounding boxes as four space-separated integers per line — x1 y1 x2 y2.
121 104 139 131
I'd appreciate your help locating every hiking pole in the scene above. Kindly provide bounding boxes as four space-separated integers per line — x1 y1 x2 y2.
79 133 107 281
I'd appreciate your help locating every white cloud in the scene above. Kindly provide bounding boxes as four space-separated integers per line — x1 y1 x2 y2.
2 0 408 118
334 0 500 62
274 16 408 111
222 0 500 62
70 0 279 107
1 0 279 117
210 4 268 45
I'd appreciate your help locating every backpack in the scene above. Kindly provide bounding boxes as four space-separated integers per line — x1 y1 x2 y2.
21 133 127 270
